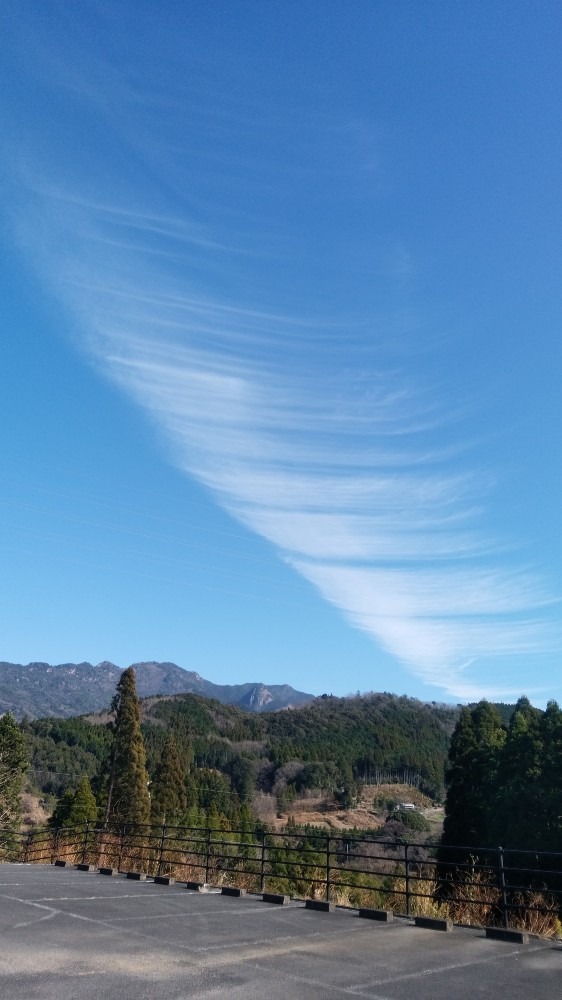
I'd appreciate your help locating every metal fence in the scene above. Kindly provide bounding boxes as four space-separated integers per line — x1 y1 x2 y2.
2 823 561 934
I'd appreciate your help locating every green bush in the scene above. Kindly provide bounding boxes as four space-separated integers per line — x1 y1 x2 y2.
390 808 431 832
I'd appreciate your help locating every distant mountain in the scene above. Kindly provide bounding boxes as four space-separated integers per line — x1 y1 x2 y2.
0 660 314 720
130 661 313 713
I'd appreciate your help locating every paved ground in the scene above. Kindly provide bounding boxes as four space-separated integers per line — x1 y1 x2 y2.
0 864 560 999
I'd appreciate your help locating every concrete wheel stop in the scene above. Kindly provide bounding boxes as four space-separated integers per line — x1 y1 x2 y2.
358 907 394 922
485 927 529 944
414 916 453 931
305 900 334 912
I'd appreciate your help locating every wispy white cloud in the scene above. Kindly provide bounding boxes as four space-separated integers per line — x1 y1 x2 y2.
81 309 560 700
2 11 559 701
6 187 559 699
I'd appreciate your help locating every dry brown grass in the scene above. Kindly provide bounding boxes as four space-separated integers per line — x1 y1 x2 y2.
252 781 435 833
20 793 51 829
436 866 562 939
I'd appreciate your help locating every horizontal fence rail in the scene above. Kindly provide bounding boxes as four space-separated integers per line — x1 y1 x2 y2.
2 823 562 935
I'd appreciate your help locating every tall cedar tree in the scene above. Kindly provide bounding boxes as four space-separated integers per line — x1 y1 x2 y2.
0 712 28 831
150 733 187 825
494 697 543 848
441 701 505 848
104 668 150 827
539 701 562 852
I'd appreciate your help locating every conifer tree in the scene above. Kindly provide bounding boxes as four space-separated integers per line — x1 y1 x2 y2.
150 734 187 826
184 773 202 827
104 668 150 828
0 712 28 832
539 700 562 852
207 801 220 830
494 698 543 848
441 701 505 848
239 802 254 833
441 707 476 847
49 789 75 828
69 776 98 825
50 776 98 828
336 762 358 809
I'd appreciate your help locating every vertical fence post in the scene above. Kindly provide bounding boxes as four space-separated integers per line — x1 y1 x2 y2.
23 830 33 864
157 824 166 877
205 827 211 885
326 836 331 902
51 826 60 865
118 825 125 872
497 846 509 928
404 842 411 916
81 821 90 864
260 830 266 892
96 823 103 869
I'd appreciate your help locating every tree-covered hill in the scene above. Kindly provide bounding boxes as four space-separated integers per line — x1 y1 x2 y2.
24 690 460 810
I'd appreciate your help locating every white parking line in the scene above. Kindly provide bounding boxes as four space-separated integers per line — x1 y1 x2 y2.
349 944 548 991
247 961 391 1000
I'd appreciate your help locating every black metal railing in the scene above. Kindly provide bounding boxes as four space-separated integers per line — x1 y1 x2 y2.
2 823 561 935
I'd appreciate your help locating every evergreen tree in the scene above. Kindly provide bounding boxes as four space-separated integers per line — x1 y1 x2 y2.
0 712 28 832
49 789 75 828
195 768 232 814
335 762 358 809
104 668 150 828
239 802 254 833
150 734 187 826
441 701 505 848
207 801 222 830
185 772 197 810
69 776 99 825
539 700 562 852
50 776 98 828
494 698 543 848
441 708 476 847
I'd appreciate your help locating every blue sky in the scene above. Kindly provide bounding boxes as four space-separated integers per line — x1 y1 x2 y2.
1 2 562 704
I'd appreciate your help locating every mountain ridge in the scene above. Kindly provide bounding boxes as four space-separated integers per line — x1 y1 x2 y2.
0 660 313 720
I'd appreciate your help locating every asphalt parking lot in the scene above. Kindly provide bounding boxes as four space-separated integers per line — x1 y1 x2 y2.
0 863 560 999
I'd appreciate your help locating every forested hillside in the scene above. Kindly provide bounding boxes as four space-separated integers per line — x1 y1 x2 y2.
24 690 458 823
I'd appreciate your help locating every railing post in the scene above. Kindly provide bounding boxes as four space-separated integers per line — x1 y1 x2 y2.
81 821 90 864
497 846 509 928
96 822 105 869
157 824 166 877
326 835 331 902
260 830 266 892
49 827 58 864
23 829 33 864
404 842 411 916
205 827 211 885
118 825 125 871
